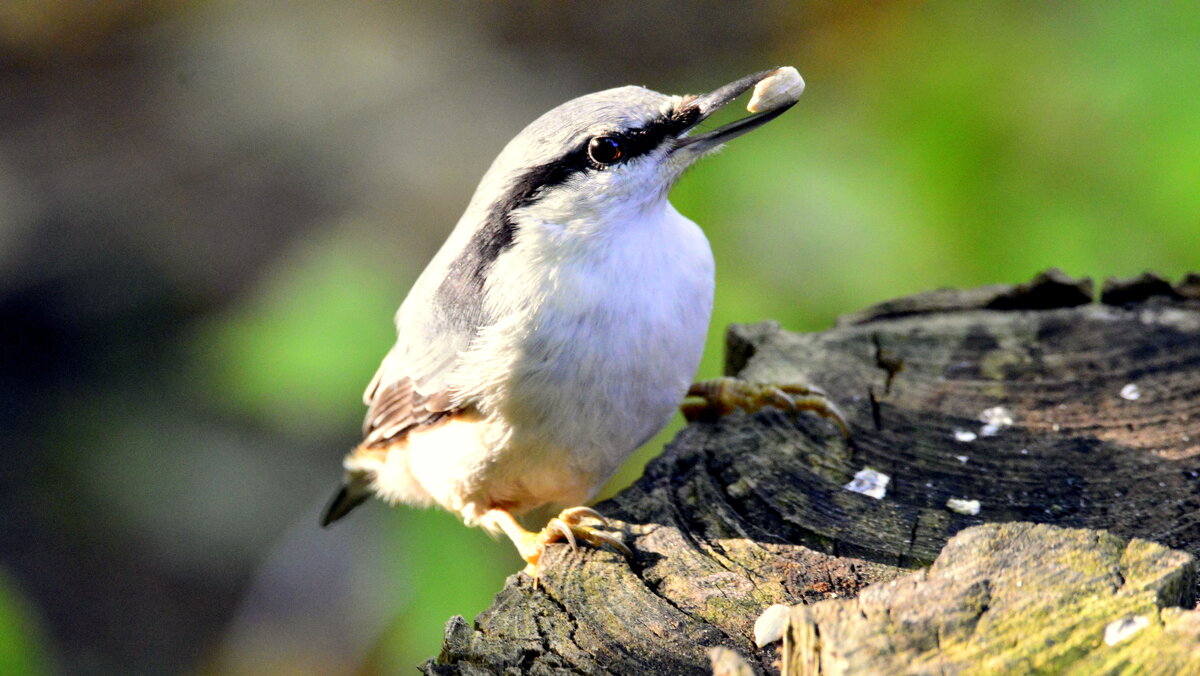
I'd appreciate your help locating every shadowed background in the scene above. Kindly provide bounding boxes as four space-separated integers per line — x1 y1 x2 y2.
1 2 1197 674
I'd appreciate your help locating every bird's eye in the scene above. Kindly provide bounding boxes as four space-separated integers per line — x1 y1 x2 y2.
587 136 625 166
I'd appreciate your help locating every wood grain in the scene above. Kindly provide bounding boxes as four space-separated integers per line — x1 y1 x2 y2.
423 270 1200 675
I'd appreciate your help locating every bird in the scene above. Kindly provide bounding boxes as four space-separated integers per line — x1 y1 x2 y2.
321 67 844 574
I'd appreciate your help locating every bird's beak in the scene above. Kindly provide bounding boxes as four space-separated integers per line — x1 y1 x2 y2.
672 68 800 155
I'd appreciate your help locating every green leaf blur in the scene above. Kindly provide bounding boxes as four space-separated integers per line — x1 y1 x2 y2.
5 3 1199 673
0 570 50 676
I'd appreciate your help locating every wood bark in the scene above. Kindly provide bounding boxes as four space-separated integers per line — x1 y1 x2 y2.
422 270 1200 675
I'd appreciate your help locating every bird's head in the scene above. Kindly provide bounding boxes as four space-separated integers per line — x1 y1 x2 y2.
467 68 802 232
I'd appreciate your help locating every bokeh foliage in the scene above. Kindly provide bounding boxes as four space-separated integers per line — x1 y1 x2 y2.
1 2 1198 674
0 572 49 676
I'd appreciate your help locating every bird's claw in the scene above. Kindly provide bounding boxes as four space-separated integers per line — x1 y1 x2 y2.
682 376 851 438
547 518 579 550
519 506 632 578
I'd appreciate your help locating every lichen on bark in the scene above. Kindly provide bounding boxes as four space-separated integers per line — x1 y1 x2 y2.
423 271 1200 675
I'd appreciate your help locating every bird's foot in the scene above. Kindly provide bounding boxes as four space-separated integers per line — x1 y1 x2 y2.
486 507 633 579
681 376 851 438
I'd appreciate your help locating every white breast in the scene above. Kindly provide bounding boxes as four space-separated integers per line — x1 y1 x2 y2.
441 199 715 513
512 201 714 455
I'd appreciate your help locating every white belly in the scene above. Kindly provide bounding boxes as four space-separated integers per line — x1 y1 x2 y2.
408 202 715 523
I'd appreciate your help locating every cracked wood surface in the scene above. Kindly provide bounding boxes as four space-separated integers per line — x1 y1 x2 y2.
780 522 1199 675
422 270 1200 675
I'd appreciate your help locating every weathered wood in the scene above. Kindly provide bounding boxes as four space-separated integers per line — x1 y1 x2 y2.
423 270 1200 675
779 523 1199 675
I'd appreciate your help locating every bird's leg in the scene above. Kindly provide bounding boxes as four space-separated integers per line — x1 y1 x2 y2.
681 376 851 438
483 507 633 578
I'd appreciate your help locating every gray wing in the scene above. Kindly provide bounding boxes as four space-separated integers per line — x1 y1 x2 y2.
360 227 492 446
361 327 465 446
362 130 537 445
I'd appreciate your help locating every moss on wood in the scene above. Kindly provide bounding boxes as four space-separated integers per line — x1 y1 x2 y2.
424 271 1200 675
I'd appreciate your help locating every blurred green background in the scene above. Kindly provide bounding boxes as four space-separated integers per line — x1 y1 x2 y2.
1 2 1197 674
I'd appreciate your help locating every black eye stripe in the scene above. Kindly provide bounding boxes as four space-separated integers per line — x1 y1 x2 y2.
488 101 706 227
434 101 704 325
602 104 702 164
572 102 705 170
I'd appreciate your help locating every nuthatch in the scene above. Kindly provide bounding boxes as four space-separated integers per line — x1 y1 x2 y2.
322 67 840 573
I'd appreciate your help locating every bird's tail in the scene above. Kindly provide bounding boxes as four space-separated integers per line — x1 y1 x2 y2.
320 466 373 527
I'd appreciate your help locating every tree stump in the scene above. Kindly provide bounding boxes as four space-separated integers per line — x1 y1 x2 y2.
422 270 1200 675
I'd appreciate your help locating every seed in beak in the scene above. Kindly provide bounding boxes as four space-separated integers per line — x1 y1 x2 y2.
747 66 805 114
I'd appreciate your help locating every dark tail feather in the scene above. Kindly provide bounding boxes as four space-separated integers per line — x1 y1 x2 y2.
321 483 370 527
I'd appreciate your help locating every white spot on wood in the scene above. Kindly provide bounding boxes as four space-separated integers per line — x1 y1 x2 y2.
946 498 981 515
1104 615 1149 646
954 429 977 442
1120 383 1142 401
978 406 1014 436
753 603 791 647
844 467 889 499
956 455 969 464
